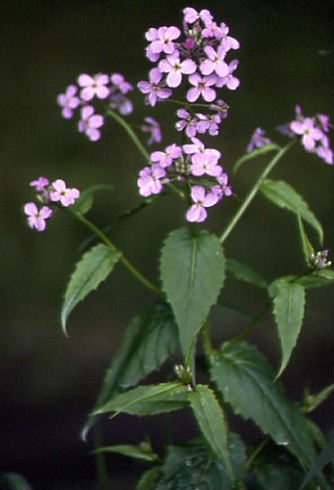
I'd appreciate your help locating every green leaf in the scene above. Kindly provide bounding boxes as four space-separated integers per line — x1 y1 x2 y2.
160 227 225 358
93 381 188 417
233 143 281 173
226 258 268 288
210 341 316 470
297 215 315 266
254 462 306 490
299 436 334 489
152 435 246 490
260 179 323 243
136 466 163 490
0 473 33 490
188 385 233 481
61 243 121 334
270 277 306 377
70 184 114 215
81 302 179 440
296 269 334 289
93 442 159 462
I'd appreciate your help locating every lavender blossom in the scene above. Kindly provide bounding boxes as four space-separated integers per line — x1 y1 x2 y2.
24 203 52 231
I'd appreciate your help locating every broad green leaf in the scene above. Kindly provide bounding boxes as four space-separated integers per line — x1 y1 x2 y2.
270 277 306 377
233 143 281 173
297 215 315 266
210 341 316 470
70 184 114 215
296 269 334 289
188 385 233 481
0 473 33 490
160 227 225 358
153 435 246 490
136 466 163 490
93 381 188 417
260 179 323 243
61 243 120 334
302 384 334 414
300 436 334 489
81 302 179 439
226 258 268 288
93 442 159 462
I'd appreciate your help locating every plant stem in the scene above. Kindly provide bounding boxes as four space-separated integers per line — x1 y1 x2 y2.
202 321 214 356
94 426 110 490
74 211 162 295
107 108 150 163
220 140 295 244
246 436 270 470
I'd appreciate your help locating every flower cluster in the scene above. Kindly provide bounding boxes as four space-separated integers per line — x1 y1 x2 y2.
57 73 134 141
137 137 232 223
310 250 332 270
138 6 240 137
24 177 80 231
278 105 333 165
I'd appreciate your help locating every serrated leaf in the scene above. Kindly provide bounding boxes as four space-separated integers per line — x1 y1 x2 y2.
226 258 268 288
210 341 316 470
160 227 225 358
61 243 120 334
188 385 233 481
154 434 246 490
93 442 159 462
270 278 305 377
71 184 114 215
297 215 315 267
234 144 281 173
260 179 323 243
81 302 179 440
93 381 188 417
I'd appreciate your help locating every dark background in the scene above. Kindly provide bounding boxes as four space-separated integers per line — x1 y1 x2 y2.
0 1 333 489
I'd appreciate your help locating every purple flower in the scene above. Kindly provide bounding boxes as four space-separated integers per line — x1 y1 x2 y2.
186 73 217 102
110 73 133 94
211 173 233 199
186 185 218 223
50 179 80 207
29 176 49 192
183 7 213 26
200 45 229 78
110 94 133 115
175 108 198 137
24 202 52 231
183 137 221 164
316 135 333 165
190 152 222 177
57 85 81 119
150 144 182 168
149 26 181 56
158 55 196 88
78 105 104 142
215 60 240 90
78 73 110 101
137 164 166 197
218 23 240 51
140 117 162 145
196 113 221 136
290 117 323 151
137 68 172 106
247 127 272 153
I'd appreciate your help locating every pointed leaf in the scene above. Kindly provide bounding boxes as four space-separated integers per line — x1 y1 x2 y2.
296 269 334 289
136 466 163 490
93 442 159 462
93 381 188 417
297 215 315 267
226 258 268 288
270 277 306 377
81 302 179 439
210 341 316 469
61 243 121 333
300 436 334 489
234 144 281 173
302 384 334 414
260 179 323 243
160 227 225 357
188 385 233 481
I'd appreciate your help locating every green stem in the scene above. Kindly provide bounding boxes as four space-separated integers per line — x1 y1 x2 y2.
220 140 295 244
246 436 270 470
107 108 150 163
202 321 214 356
94 426 110 490
232 300 272 344
74 211 162 295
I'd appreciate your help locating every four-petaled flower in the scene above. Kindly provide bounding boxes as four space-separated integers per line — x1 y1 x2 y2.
187 74 217 103
29 176 49 192
137 68 172 106
137 164 166 197
78 73 110 101
24 202 53 231
78 105 104 141
148 26 181 55
200 45 229 78
50 179 80 207
290 117 323 151
186 186 218 223
57 85 81 119
159 55 196 88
